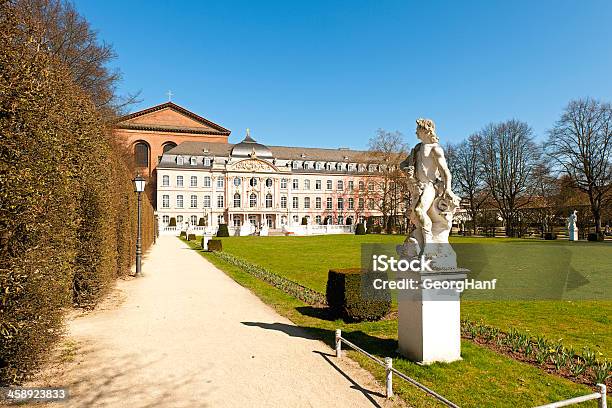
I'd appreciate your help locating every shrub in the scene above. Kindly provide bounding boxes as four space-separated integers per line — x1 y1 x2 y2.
217 223 230 237
326 269 391 322
208 239 223 251
188 233 196 241
366 217 374 234
355 223 366 235
198 218 206 226
180 231 186 237
0 3 155 383
544 232 557 240
301 217 308 225
588 232 605 242
169 217 177 227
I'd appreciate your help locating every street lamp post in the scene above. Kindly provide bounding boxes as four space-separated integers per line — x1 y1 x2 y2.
133 174 146 276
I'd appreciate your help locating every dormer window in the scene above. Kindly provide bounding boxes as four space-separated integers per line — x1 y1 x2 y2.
325 163 332 171
204 157 212 166
336 163 342 171
315 162 322 170
190 157 197 165
303 162 309 170
177 156 184 165
292 161 299 169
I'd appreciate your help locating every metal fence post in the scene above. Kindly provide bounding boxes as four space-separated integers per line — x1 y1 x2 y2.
385 357 393 398
598 384 607 408
335 329 342 358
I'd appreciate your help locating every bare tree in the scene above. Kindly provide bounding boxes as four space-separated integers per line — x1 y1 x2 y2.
479 119 541 237
531 161 559 236
546 98 612 234
366 129 408 232
16 0 139 116
447 134 488 235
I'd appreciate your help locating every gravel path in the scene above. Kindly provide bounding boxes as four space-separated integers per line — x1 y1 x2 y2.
31 236 402 408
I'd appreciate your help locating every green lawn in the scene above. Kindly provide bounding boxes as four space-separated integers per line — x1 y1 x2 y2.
213 234 612 357
183 238 600 407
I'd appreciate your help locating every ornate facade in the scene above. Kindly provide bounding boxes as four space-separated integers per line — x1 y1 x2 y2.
156 131 384 230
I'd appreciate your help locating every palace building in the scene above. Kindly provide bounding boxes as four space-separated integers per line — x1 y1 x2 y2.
115 102 384 232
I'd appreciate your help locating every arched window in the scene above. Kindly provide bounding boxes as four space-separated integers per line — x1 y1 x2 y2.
234 193 241 208
162 142 177 154
265 193 273 208
250 193 257 208
134 142 149 167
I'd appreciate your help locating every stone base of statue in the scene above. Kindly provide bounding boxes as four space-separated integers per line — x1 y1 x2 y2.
569 227 578 241
396 268 468 364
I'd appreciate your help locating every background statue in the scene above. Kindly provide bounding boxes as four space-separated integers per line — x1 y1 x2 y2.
399 119 461 269
567 210 578 241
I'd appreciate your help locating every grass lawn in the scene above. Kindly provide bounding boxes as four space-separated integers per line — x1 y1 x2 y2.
212 234 612 357
183 237 600 407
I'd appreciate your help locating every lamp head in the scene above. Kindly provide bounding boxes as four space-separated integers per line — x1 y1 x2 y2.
133 174 146 193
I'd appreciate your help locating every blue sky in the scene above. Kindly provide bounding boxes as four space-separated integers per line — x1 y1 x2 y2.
75 0 612 149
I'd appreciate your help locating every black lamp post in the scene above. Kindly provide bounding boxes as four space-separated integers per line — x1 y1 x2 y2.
133 174 146 276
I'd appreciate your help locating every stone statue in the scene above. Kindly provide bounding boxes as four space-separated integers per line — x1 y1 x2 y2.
567 210 578 241
399 119 461 269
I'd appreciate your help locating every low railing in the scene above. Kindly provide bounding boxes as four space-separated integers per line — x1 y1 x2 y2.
334 329 608 408
534 385 607 408
334 329 460 407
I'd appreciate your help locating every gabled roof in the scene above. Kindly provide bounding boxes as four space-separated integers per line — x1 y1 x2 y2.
115 102 231 135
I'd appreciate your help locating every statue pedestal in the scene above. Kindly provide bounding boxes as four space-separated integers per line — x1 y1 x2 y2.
569 227 578 241
397 269 468 364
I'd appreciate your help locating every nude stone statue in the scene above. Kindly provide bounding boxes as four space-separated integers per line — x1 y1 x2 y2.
398 119 461 269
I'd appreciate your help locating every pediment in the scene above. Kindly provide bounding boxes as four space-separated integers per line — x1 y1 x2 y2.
229 159 278 173
116 102 230 134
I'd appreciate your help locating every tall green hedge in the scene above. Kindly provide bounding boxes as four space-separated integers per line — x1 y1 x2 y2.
0 3 154 384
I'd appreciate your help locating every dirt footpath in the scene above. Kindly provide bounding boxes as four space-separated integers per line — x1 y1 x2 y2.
27 236 404 408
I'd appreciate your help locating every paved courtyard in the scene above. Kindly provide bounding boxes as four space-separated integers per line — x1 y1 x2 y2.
33 236 399 408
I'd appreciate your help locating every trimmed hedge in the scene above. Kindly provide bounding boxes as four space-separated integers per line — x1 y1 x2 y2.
217 223 230 237
326 269 391 322
355 223 366 235
208 240 223 251
0 4 154 384
212 251 326 305
198 218 206 226
187 233 196 241
301 217 308 225
180 231 186 237
169 217 177 227
544 232 557 240
588 232 605 242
